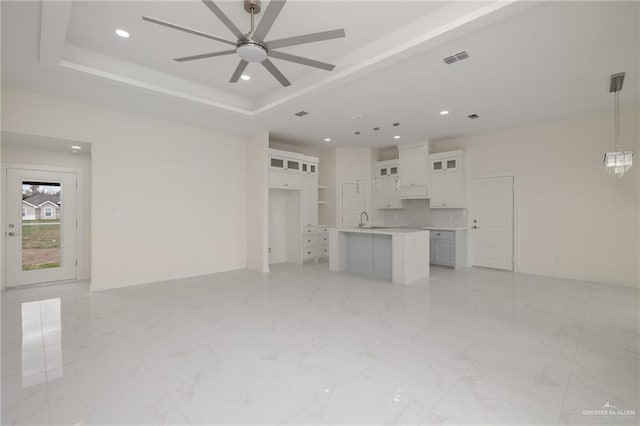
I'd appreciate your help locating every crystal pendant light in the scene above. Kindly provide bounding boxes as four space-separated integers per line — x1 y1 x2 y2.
603 72 633 177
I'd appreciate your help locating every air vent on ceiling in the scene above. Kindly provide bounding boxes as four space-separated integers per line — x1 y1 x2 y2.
294 111 309 117
443 51 470 65
468 114 479 119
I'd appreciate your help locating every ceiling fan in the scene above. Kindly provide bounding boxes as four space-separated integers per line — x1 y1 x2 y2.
142 0 346 87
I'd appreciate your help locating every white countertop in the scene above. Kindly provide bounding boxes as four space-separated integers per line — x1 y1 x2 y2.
333 227 427 236
423 226 468 231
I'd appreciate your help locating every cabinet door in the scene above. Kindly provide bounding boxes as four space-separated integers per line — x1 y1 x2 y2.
434 239 455 265
270 156 285 171
431 159 444 173
399 146 427 187
443 172 462 207
378 176 402 209
286 159 301 172
430 173 445 208
378 176 392 209
445 158 458 171
302 176 318 227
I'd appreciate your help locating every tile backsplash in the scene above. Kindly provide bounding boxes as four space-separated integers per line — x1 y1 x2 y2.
379 199 467 229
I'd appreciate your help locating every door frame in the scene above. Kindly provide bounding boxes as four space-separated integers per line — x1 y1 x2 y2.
467 173 520 272
337 179 370 228
1 163 85 290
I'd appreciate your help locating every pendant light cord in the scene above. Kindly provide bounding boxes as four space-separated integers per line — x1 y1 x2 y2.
615 88 621 152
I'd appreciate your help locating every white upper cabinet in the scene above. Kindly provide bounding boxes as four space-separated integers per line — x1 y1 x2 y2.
430 150 465 208
378 175 402 209
398 144 429 199
376 160 402 209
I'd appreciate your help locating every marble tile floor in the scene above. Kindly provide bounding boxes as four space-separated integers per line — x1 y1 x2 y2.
1 264 638 425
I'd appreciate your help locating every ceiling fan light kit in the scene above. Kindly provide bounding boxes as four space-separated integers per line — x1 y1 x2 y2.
142 0 346 87
236 42 267 63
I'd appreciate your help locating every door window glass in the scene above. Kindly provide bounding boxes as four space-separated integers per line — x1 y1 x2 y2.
21 182 62 271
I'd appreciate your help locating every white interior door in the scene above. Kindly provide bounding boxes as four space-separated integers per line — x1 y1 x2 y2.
5 168 77 287
472 176 514 271
341 182 366 227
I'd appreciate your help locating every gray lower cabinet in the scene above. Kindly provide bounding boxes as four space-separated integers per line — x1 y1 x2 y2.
434 239 454 266
429 229 466 269
346 234 393 280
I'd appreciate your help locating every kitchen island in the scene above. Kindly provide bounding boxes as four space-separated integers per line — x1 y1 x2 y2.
329 228 429 285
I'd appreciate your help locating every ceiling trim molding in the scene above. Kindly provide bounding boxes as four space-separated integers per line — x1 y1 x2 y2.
39 0 72 67
39 0 524 118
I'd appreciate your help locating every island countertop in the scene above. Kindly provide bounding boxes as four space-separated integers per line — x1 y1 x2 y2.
333 227 428 236
329 228 429 284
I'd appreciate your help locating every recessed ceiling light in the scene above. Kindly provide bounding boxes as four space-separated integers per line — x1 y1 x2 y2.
115 29 130 38
71 145 82 150
394 135 400 139
440 110 449 115
324 138 331 142
240 74 251 81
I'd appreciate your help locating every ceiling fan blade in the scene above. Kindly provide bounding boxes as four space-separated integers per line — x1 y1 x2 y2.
268 50 335 71
174 50 236 62
230 60 249 82
142 16 237 46
266 29 345 50
252 0 286 42
201 0 245 40
261 58 291 87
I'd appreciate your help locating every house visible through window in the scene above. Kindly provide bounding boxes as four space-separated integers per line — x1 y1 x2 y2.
44 207 53 218
22 207 26 217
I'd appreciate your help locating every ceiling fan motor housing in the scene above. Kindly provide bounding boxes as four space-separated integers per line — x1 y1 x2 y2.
236 41 268 62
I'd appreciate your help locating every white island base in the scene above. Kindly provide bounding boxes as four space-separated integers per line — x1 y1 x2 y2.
329 228 429 285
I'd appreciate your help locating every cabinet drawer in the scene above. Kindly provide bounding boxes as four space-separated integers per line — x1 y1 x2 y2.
400 185 427 198
316 233 329 245
303 226 315 235
431 230 454 241
318 246 329 257
303 235 318 248
303 247 318 260
269 171 301 189
315 226 330 234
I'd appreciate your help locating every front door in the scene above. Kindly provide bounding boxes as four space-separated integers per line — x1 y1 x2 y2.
5 167 77 287
472 176 514 271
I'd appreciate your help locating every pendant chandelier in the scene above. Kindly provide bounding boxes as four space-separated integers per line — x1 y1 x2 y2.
603 72 633 177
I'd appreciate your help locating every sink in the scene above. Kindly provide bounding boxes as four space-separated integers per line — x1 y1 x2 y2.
357 226 395 229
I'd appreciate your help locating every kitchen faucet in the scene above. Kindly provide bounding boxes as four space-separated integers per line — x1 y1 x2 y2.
358 211 369 228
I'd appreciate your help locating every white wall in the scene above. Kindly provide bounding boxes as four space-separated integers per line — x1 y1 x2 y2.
432 109 640 287
2 89 249 290
269 140 319 157
335 147 376 227
246 131 269 273
1 141 92 280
